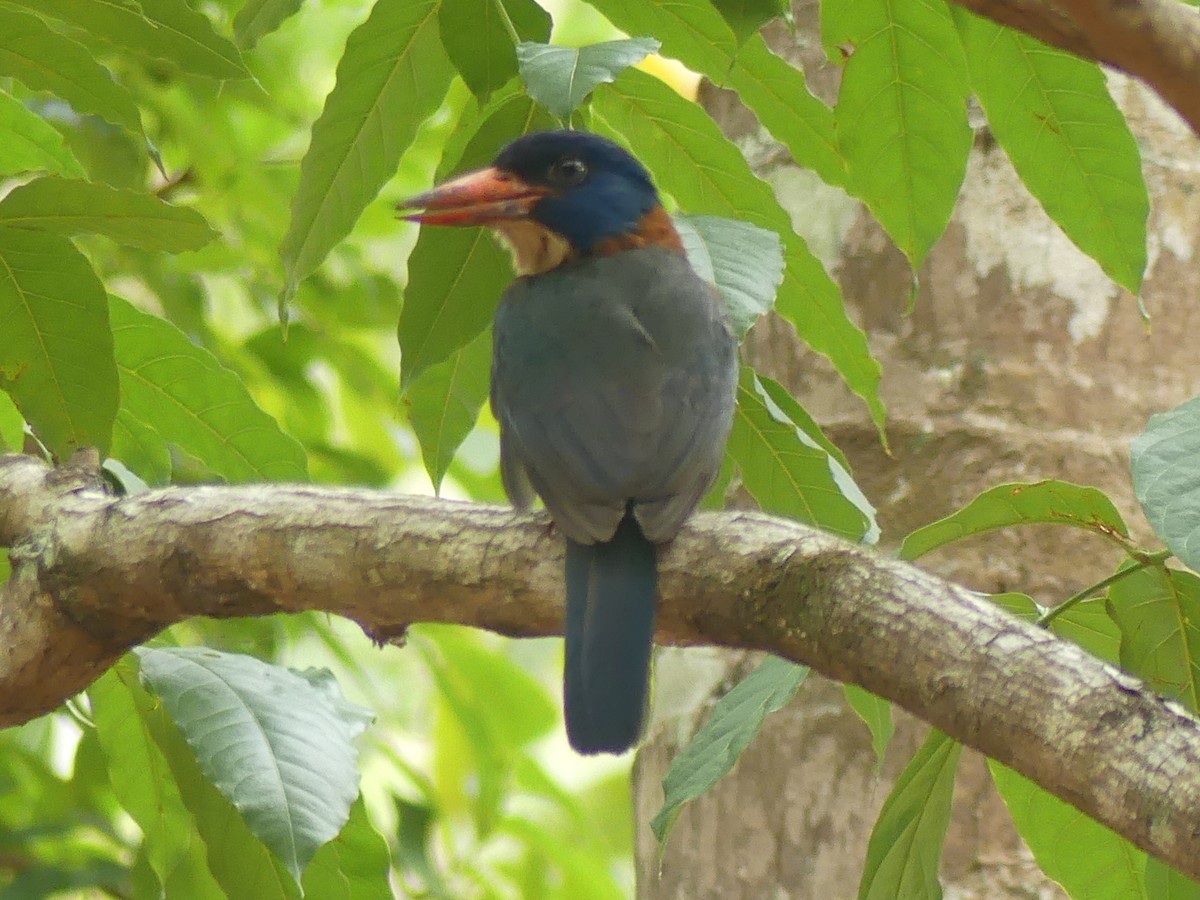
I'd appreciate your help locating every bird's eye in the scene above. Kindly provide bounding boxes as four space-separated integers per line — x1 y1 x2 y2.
548 157 588 187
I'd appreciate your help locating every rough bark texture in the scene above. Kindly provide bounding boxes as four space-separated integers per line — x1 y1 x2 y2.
2 452 1200 880
634 2 1200 897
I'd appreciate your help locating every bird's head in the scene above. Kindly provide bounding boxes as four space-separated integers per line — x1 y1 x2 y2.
398 130 682 275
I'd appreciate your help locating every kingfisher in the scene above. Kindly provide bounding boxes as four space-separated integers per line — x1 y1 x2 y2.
399 130 737 754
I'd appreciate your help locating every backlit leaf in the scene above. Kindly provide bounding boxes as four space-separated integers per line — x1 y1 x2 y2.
110 295 307 482
10 0 251 80
443 0 550 100
900 480 1128 560
0 7 144 136
824 0 971 268
990 761 1148 900
1107 564 1200 712
0 227 117 456
281 0 453 303
234 0 305 49
0 90 85 178
0 176 216 252
406 328 492 492
843 685 893 771
955 12 1147 293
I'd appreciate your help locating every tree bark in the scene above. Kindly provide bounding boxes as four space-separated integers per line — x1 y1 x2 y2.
1 451 1200 878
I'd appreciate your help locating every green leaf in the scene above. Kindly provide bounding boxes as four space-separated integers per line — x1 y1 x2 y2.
859 730 961 900
0 7 144 136
990 761 1148 900
136 647 373 884
110 295 308 482
955 12 1147 293
592 67 884 432
11 0 251 80
0 389 23 450
395 797 452 898
994 593 1120 664
516 38 660 119
0 227 117 456
406 328 492 492
843 685 893 771
587 0 845 188
0 176 217 252
110 407 171 485
0 89 84 178
729 368 877 541
727 37 845 189
824 0 971 268
1145 859 1200 899
442 0 550 101
1107 565 1200 713
651 655 808 844
674 214 783 337
710 0 787 42
1132 397 1200 571
90 664 223 896
301 796 394 899
233 0 305 49
899 480 1128 560
399 92 554 386
280 0 453 302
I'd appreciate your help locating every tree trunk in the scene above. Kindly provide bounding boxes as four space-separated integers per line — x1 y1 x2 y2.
634 5 1200 896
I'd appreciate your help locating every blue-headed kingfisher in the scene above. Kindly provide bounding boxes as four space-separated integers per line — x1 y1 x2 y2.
400 131 737 754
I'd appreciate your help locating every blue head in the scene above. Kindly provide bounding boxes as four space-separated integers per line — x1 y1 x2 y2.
399 130 672 270
492 131 659 253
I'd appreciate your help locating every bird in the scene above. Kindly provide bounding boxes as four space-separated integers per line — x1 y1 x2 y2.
399 130 737 754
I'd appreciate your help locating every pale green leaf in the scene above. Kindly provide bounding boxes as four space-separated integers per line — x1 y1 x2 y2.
0 227 117 456
843 685 893 771
674 214 783 337
0 89 84 178
0 176 216 252
0 7 144 135
234 0 305 48
12 0 251 80
991 761 1148 900
516 38 660 118
0 389 23 450
1132 397 1200 571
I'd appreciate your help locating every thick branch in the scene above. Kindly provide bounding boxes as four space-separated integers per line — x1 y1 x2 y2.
948 0 1200 135
3 452 1200 877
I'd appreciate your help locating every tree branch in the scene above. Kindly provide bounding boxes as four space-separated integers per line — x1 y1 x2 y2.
947 0 1200 135
3 452 1200 876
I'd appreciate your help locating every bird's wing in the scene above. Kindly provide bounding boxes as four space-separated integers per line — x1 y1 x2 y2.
492 248 736 544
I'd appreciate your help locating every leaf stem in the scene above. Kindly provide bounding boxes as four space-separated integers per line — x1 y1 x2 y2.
1037 550 1171 627
491 0 521 46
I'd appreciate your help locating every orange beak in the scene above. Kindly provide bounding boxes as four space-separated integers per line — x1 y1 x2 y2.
397 167 550 226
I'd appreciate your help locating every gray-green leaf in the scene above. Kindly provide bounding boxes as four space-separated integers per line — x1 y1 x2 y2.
135 647 373 884
516 38 660 118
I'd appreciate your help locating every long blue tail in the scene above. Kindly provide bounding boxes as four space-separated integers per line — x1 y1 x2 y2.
563 514 657 755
